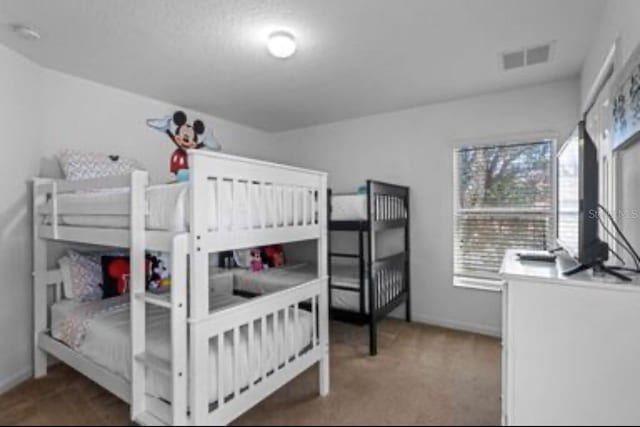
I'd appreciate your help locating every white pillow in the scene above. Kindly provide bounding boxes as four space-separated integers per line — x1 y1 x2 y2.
58 149 144 181
58 256 74 299
233 249 252 269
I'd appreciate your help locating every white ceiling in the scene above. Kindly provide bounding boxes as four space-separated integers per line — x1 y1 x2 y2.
0 0 603 132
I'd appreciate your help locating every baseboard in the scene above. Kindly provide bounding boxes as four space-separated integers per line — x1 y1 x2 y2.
390 310 502 338
0 367 32 395
386 304 502 338
407 313 502 338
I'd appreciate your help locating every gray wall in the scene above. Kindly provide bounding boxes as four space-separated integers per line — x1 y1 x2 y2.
0 50 278 391
0 45 43 392
273 79 581 336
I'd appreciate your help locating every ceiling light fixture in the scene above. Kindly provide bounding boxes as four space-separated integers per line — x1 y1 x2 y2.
267 31 296 59
11 24 41 41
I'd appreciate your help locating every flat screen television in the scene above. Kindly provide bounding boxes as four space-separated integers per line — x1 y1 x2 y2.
556 121 609 274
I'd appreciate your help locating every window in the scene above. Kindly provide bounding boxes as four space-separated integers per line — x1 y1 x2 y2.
453 139 555 285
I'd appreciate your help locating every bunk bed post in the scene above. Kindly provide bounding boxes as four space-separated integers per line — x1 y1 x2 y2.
32 179 48 378
318 174 330 396
327 189 332 312
130 170 148 421
125 170 149 420
367 180 378 356
170 233 189 426
358 229 365 318
188 152 211 425
404 190 411 323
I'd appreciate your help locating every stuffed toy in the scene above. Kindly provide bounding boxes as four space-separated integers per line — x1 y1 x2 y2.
147 110 222 179
250 248 266 272
102 255 163 298
264 245 285 268
107 257 130 296
148 254 171 289
102 256 154 298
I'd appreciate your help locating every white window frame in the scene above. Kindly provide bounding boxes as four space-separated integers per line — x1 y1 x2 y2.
584 38 619 257
452 132 558 292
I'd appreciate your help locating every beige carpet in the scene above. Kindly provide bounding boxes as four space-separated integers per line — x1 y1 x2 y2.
0 319 501 426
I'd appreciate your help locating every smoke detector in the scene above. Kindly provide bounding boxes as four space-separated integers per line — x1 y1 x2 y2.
11 24 41 41
501 42 554 71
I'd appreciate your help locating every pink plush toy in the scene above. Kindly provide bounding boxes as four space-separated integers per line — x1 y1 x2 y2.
250 248 265 272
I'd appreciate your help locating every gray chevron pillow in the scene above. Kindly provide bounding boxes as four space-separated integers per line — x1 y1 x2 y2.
58 149 144 181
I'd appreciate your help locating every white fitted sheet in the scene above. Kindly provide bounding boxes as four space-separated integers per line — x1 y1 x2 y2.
331 194 367 221
43 181 314 232
331 193 408 222
51 291 314 404
234 264 369 312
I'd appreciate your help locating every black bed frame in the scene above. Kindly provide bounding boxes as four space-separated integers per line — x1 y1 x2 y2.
329 180 411 356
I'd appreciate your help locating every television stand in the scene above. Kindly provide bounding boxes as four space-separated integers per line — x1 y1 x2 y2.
500 249 640 424
563 261 632 282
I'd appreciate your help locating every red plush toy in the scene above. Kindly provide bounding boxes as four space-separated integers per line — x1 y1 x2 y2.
106 258 131 295
264 245 285 268
102 256 153 298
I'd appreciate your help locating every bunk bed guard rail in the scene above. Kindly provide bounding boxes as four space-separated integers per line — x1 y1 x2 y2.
188 151 330 424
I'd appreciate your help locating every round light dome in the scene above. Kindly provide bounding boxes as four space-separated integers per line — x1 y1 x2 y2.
267 31 296 59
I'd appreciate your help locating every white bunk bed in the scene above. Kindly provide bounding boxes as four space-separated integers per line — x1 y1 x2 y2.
32 150 330 426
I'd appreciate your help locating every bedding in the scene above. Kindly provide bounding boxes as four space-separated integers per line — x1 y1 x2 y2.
51 290 314 405
42 181 314 232
331 193 407 221
331 194 368 221
233 263 372 312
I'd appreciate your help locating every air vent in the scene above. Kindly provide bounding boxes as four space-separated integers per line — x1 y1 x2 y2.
503 50 525 70
526 44 551 65
501 42 554 71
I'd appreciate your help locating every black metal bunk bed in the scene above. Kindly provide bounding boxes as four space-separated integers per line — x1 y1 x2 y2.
329 180 410 356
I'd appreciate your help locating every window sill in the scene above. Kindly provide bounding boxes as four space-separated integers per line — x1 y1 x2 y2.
453 276 504 292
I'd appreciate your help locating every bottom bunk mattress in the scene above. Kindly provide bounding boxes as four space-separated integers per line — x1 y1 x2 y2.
50 291 314 404
234 264 371 313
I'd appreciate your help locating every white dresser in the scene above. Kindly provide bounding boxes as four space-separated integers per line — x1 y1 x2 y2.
500 249 640 426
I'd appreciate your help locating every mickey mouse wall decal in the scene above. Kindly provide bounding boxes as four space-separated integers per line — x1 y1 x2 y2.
147 110 222 180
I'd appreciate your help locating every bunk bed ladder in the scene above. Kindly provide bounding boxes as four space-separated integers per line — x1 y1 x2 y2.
129 172 190 426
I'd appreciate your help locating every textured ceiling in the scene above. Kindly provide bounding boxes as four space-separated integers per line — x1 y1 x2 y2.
0 0 603 132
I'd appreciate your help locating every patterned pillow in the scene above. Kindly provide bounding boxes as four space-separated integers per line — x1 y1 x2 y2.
58 149 144 181
67 250 104 301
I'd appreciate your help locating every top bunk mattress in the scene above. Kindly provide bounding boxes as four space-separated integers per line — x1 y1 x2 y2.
41 181 315 232
331 192 407 222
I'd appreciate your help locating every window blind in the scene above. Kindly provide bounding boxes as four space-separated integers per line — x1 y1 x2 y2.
454 140 554 279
